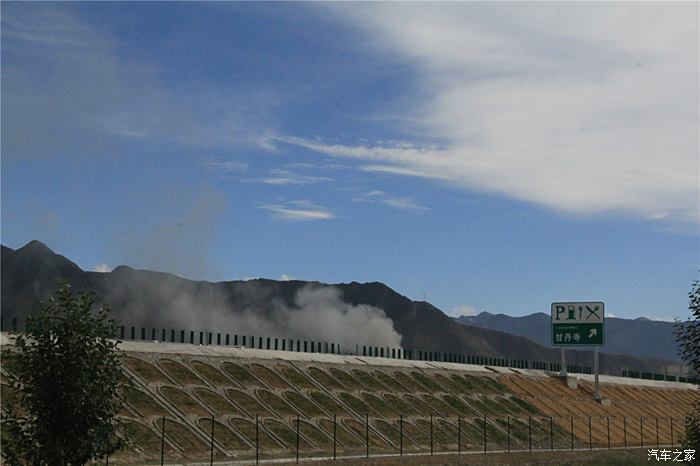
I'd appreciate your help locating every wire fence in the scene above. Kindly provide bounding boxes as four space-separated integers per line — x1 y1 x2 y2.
109 414 689 464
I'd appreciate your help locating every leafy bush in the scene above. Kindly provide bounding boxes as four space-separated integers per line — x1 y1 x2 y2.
3 283 125 465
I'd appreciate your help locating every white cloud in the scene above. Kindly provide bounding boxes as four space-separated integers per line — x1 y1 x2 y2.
353 189 429 212
93 263 112 273
297 3 699 226
255 169 333 186
259 200 335 221
280 274 295 281
205 158 249 174
449 305 477 318
359 164 452 181
381 197 429 212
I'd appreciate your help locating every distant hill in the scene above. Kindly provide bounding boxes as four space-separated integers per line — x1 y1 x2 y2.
455 312 681 363
1 240 676 375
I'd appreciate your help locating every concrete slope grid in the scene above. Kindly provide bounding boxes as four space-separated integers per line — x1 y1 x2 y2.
0 340 697 464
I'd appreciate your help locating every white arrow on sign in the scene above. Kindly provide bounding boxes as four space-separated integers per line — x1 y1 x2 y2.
589 328 597 338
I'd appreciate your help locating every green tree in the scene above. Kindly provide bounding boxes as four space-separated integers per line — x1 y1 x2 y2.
3 283 125 465
675 279 700 463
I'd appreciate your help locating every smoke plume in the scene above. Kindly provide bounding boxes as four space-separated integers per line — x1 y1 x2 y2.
104 272 403 352
236 285 403 350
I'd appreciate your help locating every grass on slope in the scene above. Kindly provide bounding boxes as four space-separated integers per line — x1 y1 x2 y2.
158 418 208 456
298 420 333 448
383 393 421 417
330 368 365 391
193 387 242 416
124 357 170 384
318 418 363 448
373 371 407 392
351 370 386 391
195 418 251 451
121 420 162 455
279 366 317 390
308 367 345 390
250 364 291 389
159 386 211 417
120 386 166 416
158 359 204 386
222 362 264 387
309 391 350 416
285 391 326 418
191 361 234 386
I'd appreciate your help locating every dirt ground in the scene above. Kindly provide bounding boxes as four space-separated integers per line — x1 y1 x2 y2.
294 448 650 466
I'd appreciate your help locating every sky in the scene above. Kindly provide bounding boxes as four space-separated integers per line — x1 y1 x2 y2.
2 2 698 321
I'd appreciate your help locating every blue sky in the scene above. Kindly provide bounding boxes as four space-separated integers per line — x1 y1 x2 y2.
2 2 698 321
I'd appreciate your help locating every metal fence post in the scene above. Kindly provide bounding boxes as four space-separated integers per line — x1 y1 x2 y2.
623 417 627 449
296 414 300 463
571 416 574 451
671 417 674 447
366 413 369 458
528 415 532 452
640 417 643 449
550 416 553 451
400 414 403 456
333 414 337 460
210 415 215 466
160 416 166 466
588 416 592 451
256 415 259 465
607 417 610 450
431 415 434 455
656 417 659 449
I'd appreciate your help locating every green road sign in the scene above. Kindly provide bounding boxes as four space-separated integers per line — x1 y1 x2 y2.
551 302 604 346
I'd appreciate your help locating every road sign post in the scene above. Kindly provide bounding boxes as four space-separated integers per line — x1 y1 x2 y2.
560 346 567 377
552 302 605 401
594 346 601 400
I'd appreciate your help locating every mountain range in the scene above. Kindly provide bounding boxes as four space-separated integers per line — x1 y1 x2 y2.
1 240 678 375
455 311 681 363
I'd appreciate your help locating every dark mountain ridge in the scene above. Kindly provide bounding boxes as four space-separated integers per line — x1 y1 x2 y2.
1 241 674 375
456 311 681 363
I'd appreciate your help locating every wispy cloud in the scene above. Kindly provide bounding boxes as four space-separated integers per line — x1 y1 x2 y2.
259 200 335 221
353 190 429 212
381 197 429 212
1 4 278 162
254 169 333 186
296 3 699 227
360 164 452 181
205 158 249 174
